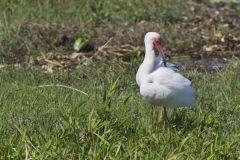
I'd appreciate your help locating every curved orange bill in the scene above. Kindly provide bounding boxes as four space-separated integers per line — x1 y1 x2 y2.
155 44 165 58
153 39 165 58
154 40 167 66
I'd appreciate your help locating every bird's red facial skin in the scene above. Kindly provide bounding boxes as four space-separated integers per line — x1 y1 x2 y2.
153 38 161 47
153 38 165 57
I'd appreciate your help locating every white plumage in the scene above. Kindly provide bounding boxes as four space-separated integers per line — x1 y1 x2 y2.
136 32 195 128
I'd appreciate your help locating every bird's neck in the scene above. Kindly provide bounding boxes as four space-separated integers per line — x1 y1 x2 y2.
136 43 156 86
144 46 155 61
140 47 156 75
143 44 156 70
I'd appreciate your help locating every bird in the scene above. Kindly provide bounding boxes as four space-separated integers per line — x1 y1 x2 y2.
136 32 195 129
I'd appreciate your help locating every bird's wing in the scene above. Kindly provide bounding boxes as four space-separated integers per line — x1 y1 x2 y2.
150 67 191 87
149 67 195 107
154 56 179 71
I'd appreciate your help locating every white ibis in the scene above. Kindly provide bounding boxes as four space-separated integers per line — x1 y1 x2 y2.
136 32 195 129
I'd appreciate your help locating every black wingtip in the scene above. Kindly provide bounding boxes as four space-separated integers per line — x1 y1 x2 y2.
163 58 167 67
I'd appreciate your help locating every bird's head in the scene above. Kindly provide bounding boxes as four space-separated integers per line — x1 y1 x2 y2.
144 32 165 58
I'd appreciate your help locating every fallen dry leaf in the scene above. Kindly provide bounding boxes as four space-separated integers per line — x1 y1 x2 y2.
220 37 225 42
0 64 5 69
203 45 219 52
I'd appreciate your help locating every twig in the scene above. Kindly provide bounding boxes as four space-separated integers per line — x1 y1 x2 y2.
43 58 63 67
98 37 113 52
35 84 88 96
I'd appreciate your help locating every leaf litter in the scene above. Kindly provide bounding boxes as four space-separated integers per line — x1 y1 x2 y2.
2 1 240 73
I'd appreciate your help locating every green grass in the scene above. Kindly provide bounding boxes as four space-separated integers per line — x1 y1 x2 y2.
0 60 239 159
0 0 187 26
